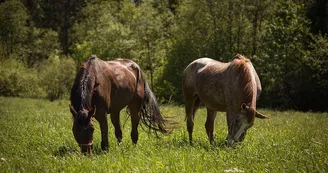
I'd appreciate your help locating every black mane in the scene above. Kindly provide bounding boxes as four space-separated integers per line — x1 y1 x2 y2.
70 56 96 111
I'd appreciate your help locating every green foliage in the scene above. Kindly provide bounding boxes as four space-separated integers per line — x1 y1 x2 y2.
0 0 327 110
71 1 135 62
40 55 76 101
299 34 328 111
0 55 76 100
0 57 42 98
158 0 261 103
1 97 328 172
72 1 174 90
25 27 60 66
257 0 311 109
0 0 29 57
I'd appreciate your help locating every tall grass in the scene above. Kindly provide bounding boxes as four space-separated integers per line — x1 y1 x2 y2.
0 97 327 172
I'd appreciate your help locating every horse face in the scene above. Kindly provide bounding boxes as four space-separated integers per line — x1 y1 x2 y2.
227 104 255 146
70 106 96 154
234 111 253 142
227 103 270 146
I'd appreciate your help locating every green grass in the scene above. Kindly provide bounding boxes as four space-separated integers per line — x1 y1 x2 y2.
0 97 327 172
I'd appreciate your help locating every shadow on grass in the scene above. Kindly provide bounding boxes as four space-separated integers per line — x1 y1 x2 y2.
53 144 108 157
53 145 78 157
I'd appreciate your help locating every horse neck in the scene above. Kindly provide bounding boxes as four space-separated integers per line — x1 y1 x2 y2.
231 60 257 109
72 61 96 111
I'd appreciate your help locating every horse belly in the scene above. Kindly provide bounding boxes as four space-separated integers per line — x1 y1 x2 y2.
198 94 226 111
197 84 227 111
110 88 134 109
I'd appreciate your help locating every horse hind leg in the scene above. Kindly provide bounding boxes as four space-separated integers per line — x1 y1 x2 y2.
128 101 141 145
185 95 201 144
205 108 217 144
110 110 123 143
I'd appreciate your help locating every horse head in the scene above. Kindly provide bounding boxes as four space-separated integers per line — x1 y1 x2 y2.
69 105 96 155
227 103 270 146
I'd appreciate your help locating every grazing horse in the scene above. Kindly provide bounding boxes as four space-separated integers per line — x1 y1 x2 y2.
69 55 170 154
182 54 269 146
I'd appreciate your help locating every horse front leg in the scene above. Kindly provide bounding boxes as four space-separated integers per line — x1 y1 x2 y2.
95 109 109 151
110 111 122 143
225 111 235 147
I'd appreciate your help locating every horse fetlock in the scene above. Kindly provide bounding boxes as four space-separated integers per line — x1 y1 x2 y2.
101 141 109 151
115 130 122 142
131 131 139 144
117 137 122 144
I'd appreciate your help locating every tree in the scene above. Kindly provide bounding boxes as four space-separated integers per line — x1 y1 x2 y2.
258 0 311 109
71 1 135 63
0 0 29 57
129 1 174 90
301 34 328 111
307 0 328 35
244 0 272 56
24 0 86 55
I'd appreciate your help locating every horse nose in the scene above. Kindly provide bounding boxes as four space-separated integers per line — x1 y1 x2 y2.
80 145 92 155
239 132 246 141
225 135 235 147
80 146 87 154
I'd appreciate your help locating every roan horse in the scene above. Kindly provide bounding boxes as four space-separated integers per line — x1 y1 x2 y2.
182 54 269 146
70 55 171 154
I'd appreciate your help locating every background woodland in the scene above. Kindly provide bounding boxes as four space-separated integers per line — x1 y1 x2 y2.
0 0 327 111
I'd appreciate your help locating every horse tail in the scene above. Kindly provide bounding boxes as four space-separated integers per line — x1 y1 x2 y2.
139 78 172 135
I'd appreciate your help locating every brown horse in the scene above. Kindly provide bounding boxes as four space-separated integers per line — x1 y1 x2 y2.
182 54 269 146
69 55 171 154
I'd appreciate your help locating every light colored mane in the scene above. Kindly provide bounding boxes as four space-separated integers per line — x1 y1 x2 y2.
230 54 254 107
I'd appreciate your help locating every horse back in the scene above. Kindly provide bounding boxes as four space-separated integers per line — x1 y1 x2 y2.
182 58 230 111
93 59 142 112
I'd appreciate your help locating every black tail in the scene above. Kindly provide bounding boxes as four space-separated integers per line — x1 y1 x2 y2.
140 80 171 135
124 63 177 136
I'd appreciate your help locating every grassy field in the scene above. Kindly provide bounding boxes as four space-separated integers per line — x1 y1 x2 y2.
0 97 327 172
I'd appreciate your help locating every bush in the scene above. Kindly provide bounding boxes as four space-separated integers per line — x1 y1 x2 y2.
0 57 42 98
40 55 76 101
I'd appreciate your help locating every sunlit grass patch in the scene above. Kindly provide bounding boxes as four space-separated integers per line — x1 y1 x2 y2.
0 97 327 172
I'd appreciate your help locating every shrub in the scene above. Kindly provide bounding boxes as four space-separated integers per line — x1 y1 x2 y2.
40 55 76 101
0 57 42 98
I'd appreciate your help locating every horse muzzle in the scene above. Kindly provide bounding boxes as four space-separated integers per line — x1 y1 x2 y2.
79 142 93 155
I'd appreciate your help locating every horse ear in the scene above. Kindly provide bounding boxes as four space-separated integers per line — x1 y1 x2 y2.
241 103 249 110
69 105 77 118
255 111 270 119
